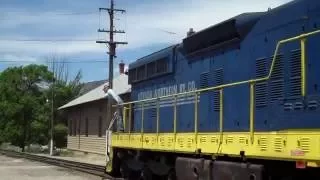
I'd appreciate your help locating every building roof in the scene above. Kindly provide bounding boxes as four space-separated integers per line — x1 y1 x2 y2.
58 74 131 110
79 79 107 96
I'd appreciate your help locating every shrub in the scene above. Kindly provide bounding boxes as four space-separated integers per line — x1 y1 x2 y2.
54 123 68 148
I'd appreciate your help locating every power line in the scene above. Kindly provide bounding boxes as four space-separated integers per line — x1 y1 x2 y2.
0 60 110 63
0 11 99 21
0 11 98 16
0 39 103 42
53 11 98 16
1 10 97 14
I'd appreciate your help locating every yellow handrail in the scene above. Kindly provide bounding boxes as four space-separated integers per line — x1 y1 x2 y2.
173 95 177 134
122 107 127 130
301 38 307 97
117 29 320 107
156 98 160 134
117 29 320 144
194 93 199 135
219 89 223 143
128 104 132 133
141 103 144 133
250 83 255 144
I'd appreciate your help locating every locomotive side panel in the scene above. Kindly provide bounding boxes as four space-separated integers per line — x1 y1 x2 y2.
124 0 320 147
109 0 320 179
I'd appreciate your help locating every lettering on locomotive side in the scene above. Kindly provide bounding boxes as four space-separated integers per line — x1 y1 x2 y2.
137 81 196 100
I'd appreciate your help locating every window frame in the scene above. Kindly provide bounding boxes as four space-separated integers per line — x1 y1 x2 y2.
98 116 102 137
73 119 77 136
69 119 72 136
85 117 89 137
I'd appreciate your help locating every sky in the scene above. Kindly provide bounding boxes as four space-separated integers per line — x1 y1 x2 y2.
0 0 293 82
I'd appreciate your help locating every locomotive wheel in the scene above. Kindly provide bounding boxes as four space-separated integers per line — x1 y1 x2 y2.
140 167 153 180
120 162 130 179
167 169 176 180
120 162 139 180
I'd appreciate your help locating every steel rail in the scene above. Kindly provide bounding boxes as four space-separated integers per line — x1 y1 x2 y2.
0 149 122 180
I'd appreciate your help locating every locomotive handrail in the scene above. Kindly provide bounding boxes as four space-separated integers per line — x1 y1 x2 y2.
116 29 320 148
118 29 320 107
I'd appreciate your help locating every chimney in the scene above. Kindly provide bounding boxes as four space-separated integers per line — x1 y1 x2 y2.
187 28 195 37
119 61 125 74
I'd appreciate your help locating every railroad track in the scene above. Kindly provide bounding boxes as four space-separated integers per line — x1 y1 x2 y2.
0 149 121 180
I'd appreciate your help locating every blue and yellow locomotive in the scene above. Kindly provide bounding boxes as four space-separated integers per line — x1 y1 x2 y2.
107 0 320 179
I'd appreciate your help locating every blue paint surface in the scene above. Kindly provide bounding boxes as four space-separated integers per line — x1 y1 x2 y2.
129 0 320 133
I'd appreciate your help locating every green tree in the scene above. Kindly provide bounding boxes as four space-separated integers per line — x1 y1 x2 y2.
0 65 53 151
46 59 83 148
0 61 83 151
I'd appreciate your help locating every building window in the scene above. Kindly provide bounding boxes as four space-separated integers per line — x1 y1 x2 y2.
68 119 72 136
85 118 89 137
73 119 77 136
98 116 102 137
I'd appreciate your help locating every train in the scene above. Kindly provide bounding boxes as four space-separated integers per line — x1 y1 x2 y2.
105 0 320 179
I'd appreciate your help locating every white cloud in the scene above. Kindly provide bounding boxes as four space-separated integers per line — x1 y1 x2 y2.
0 54 39 67
119 0 293 50
0 0 293 63
0 9 104 58
0 54 37 62
0 39 106 56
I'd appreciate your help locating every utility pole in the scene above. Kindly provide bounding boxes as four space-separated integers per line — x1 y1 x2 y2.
50 61 54 156
96 0 127 130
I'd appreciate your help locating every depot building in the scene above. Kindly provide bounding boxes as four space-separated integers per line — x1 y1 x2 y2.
59 63 131 155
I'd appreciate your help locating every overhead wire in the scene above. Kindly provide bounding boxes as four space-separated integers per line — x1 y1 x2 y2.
124 10 128 47
52 11 97 16
0 58 118 64
0 39 102 42
98 8 101 40
0 60 109 63
0 11 98 18
0 10 106 43
0 8 120 64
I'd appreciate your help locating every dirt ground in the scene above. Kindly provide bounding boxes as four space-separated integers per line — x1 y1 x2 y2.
0 154 102 180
